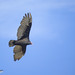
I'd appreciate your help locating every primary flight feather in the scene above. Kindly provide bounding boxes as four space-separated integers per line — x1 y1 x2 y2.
9 13 32 61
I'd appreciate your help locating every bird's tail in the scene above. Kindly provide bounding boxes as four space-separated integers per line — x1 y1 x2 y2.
9 40 15 47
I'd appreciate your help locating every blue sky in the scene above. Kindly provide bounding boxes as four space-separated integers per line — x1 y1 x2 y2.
0 0 75 75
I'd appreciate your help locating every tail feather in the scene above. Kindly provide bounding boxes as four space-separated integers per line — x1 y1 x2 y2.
9 40 15 47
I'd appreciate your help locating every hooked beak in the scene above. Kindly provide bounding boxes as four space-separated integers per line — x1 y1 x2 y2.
31 42 32 45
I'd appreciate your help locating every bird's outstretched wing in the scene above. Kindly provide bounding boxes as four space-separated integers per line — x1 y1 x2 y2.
17 13 32 40
13 45 26 61
0 70 3 73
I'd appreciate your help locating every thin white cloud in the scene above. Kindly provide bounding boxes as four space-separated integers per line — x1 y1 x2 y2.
30 26 59 40
0 0 75 11
0 0 75 39
0 28 16 39
0 23 59 40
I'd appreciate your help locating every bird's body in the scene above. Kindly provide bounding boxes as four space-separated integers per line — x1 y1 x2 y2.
9 13 32 61
10 38 31 45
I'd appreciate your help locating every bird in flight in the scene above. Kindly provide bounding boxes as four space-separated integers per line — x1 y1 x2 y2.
0 70 3 73
9 13 32 61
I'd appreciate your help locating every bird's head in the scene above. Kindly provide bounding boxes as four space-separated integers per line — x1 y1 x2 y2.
30 42 32 45
27 41 32 45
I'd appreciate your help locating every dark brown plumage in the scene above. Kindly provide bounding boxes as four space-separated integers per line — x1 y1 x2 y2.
9 13 32 61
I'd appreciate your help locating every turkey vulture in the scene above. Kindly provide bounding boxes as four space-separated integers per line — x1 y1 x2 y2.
0 70 3 73
9 13 32 61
